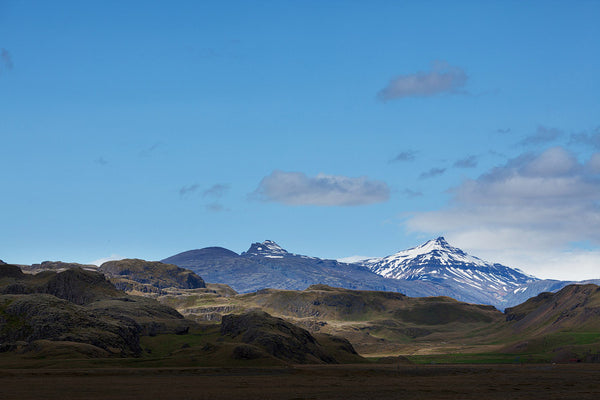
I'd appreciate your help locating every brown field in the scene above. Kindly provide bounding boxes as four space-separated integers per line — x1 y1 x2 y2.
1 363 599 400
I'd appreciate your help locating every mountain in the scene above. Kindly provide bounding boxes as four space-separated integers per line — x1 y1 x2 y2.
164 237 600 310
162 241 453 298
362 237 537 308
361 237 600 309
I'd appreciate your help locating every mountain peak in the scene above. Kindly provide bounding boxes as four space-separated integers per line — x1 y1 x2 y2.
435 236 448 245
365 237 538 304
243 240 289 258
408 236 456 256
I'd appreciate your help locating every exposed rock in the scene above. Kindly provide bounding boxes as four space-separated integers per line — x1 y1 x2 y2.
100 259 205 290
1 267 122 305
21 261 99 274
220 310 360 364
0 264 26 279
41 268 122 305
0 267 196 357
87 296 191 337
0 294 141 356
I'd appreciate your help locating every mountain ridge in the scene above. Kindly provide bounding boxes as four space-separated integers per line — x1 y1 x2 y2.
163 238 600 310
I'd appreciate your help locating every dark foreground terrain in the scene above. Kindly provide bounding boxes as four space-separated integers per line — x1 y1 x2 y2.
1 364 599 400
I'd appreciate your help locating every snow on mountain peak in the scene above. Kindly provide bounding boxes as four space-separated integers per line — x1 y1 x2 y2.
243 240 289 258
364 237 537 299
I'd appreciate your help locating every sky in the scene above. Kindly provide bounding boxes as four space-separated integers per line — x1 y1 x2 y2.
1 1 599 280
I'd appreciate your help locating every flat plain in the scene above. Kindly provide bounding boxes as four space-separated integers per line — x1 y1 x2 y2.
1 363 599 400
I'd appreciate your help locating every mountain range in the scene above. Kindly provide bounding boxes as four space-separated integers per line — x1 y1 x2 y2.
163 238 600 309
3 254 600 365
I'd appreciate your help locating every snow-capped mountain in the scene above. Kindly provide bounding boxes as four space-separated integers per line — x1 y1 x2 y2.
164 237 599 310
242 240 291 258
363 237 538 305
163 240 450 297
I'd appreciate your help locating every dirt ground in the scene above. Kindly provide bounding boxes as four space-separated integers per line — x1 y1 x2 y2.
1 363 599 400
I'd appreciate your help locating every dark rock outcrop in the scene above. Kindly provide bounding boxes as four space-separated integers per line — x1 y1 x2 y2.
41 268 122 305
1 267 122 305
0 264 26 279
220 310 359 364
0 267 196 357
0 294 141 355
100 259 205 290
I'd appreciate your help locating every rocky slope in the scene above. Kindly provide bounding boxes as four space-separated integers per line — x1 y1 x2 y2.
0 264 194 357
99 259 206 294
220 310 361 364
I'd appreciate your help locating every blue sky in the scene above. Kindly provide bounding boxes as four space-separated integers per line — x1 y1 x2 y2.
1 1 599 280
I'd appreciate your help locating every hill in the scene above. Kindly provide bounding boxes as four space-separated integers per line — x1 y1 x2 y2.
499 284 600 362
159 284 504 356
0 264 194 357
99 259 206 294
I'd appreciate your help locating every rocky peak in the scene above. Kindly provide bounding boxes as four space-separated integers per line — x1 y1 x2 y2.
243 240 289 258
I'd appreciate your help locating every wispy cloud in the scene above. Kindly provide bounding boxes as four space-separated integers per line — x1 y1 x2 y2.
453 155 477 168
203 184 229 198
401 189 423 198
419 167 446 179
391 150 417 163
205 202 228 212
1 48 13 72
570 126 600 149
252 170 390 206
378 61 467 101
406 147 600 279
518 126 563 147
139 142 163 157
179 184 200 196
94 157 108 166
496 128 511 134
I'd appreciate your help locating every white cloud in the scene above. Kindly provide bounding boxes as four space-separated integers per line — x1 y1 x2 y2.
378 61 467 100
337 255 378 264
90 254 124 266
406 147 600 280
253 170 390 206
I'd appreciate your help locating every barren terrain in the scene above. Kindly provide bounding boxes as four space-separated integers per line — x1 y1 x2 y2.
1 364 599 400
